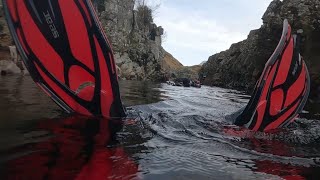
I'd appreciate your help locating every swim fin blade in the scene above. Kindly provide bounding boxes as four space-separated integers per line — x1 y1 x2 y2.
3 0 126 118
234 19 310 132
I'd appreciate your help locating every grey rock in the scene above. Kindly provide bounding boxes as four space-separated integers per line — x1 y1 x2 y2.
115 53 131 65
98 0 166 81
0 60 21 74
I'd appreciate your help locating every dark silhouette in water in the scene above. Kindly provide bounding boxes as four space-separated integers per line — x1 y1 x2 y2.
1 71 7 76
253 160 320 179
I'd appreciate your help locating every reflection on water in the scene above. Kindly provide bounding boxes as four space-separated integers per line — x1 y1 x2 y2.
119 80 166 107
1 75 320 180
1 116 138 180
0 76 60 120
0 76 61 152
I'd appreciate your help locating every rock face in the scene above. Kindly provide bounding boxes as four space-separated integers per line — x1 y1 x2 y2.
0 60 21 75
161 51 202 80
98 0 166 81
0 0 13 60
201 0 320 101
174 65 201 80
161 51 184 74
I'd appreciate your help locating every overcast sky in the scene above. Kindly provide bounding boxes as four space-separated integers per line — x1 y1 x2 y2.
148 0 273 66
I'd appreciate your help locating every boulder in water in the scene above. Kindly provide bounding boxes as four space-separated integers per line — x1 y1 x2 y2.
0 60 21 75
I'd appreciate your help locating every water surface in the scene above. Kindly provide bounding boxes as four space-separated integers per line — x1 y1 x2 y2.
0 75 320 180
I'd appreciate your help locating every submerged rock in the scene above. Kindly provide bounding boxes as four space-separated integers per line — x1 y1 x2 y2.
0 60 21 75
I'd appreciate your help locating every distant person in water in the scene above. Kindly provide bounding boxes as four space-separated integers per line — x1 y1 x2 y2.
1 70 7 76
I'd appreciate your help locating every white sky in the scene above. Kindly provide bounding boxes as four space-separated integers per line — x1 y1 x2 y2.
148 0 273 66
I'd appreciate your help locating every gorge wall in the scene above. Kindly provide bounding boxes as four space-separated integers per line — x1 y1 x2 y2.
200 0 320 101
98 0 167 81
0 0 12 60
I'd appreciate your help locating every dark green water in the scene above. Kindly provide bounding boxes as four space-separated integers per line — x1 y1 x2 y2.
0 75 320 180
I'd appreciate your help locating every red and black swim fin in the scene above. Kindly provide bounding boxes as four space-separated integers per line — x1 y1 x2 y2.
3 0 126 119
234 19 310 132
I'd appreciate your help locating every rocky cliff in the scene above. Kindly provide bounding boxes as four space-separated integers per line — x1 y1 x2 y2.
201 0 320 101
161 51 183 74
0 1 13 60
0 0 177 81
160 51 203 80
94 0 167 81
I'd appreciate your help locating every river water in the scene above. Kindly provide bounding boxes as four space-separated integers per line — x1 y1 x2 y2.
0 75 320 180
